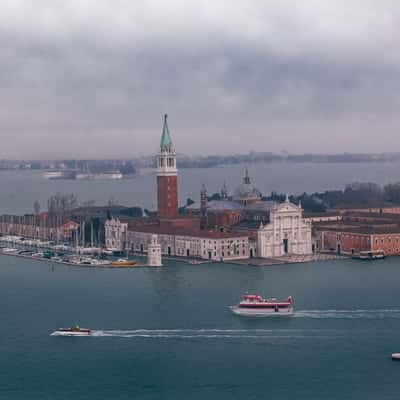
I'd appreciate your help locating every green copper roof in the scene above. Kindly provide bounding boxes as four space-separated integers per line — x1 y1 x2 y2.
160 114 173 150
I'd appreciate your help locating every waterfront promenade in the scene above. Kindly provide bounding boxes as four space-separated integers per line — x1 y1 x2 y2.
231 253 347 266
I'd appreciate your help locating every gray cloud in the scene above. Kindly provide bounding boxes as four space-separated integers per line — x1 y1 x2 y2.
1 0 400 158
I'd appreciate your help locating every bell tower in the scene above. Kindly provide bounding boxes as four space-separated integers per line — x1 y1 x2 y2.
200 184 208 228
157 114 178 218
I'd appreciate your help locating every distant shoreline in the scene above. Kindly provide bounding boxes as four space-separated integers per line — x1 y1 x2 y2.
2 152 400 171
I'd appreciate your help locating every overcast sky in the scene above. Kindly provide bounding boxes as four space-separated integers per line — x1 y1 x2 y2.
1 0 400 159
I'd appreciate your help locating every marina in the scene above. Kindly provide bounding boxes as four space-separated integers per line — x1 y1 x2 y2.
0 236 148 268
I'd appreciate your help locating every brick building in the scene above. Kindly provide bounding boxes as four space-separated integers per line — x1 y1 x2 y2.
0 213 79 242
314 212 400 256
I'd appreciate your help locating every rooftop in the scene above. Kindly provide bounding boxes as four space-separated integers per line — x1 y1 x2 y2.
127 223 248 239
160 114 173 151
314 220 400 235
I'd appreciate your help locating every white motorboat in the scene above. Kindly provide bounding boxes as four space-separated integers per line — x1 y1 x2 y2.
51 326 91 336
231 294 294 316
1 248 19 254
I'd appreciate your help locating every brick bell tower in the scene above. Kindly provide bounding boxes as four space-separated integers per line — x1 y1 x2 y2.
157 114 178 218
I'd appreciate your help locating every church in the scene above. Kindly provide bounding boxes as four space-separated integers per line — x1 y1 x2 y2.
187 171 312 258
105 115 311 260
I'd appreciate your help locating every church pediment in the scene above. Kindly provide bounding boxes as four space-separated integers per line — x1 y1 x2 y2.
275 201 301 213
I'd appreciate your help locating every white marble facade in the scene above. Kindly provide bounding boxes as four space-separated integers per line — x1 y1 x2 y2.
105 218 128 251
256 197 312 258
146 235 162 266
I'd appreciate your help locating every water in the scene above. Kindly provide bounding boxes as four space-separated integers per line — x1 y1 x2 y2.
1 161 400 214
1 255 400 399
1 161 400 398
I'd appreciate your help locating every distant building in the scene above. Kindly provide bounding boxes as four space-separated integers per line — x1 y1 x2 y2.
105 217 128 251
0 214 79 243
333 205 400 215
232 169 262 205
146 235 162 266
314 212 400 256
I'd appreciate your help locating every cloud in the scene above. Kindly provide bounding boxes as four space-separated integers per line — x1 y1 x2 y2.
1 0 400 158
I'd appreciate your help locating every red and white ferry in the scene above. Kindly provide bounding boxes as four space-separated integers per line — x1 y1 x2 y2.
231 294 294 316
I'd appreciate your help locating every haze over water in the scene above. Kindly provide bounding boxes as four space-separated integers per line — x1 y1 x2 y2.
1 161 400 214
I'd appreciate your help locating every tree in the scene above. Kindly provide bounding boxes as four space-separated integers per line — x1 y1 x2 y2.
107 196 118 206
343 182 383 205
384 183 400 203
47 193 78 215
81 200 96 208
120 207 143 218
208 193 221 201
119 162 136 175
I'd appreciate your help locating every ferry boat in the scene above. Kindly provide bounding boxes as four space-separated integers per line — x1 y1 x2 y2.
76 171 123 180
43 170 76 180
51 326 91 336
231 294 294 316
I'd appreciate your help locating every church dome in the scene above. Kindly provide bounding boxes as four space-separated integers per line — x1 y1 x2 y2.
233 170 262 204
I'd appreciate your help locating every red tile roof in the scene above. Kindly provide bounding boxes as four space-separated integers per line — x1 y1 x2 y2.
128 223 247 239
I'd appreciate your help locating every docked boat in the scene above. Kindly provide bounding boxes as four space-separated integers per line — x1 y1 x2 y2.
231 294 294 316
1 247 19 254
353 250 385 260
111 258 137 267
51 326 91 336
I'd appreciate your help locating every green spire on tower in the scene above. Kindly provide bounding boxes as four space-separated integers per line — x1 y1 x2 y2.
160 114 173 151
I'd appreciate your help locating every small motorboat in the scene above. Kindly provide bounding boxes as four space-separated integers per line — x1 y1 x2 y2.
51 326 91 336
231 294 294 316
111 258 137 267
392 353 400 360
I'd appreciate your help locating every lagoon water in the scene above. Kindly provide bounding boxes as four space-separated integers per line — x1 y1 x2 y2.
1 162 400 399
1 161 400 214
1 255 400 399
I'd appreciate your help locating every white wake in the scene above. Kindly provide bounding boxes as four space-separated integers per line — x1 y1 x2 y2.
88 328 339 339
294 309 400 319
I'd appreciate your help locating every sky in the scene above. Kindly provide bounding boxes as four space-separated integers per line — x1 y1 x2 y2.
1 0 400 159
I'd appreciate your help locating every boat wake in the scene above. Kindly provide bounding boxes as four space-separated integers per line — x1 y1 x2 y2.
88 329 338 339
294 309 400 319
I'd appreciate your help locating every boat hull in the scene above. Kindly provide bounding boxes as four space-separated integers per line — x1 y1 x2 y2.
51 331 91 336
230 306 294 317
